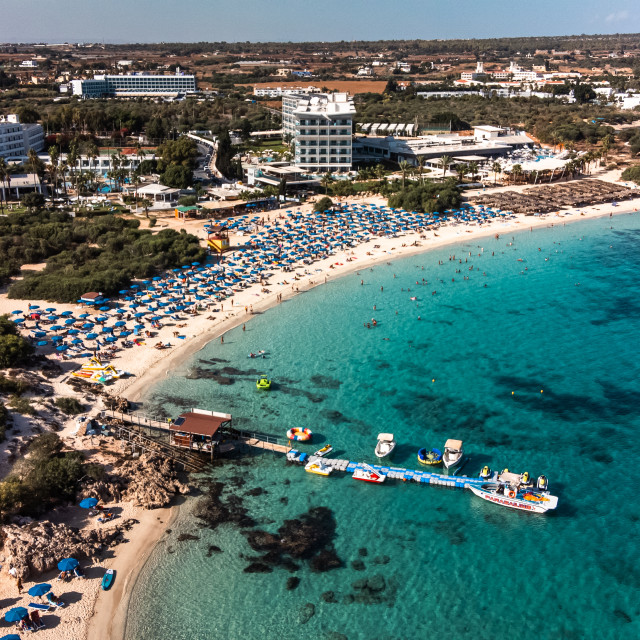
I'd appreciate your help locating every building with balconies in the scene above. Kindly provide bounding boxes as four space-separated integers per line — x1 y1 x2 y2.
0 114 44 160
282 92 356 174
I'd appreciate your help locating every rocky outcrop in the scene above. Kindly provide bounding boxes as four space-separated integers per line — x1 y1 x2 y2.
82 455 190 509
1 519 136 579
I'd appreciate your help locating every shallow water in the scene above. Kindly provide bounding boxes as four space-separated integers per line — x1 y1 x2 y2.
126 214 640 640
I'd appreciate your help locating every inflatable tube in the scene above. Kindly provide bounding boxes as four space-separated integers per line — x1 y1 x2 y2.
508 489 516 499
287 427 312 442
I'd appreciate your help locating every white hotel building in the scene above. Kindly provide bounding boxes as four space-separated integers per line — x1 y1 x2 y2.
282 92 356 174
0 114 45 160
70 72 197 98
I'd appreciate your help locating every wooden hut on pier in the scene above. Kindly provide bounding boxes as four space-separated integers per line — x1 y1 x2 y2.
169 408 232 460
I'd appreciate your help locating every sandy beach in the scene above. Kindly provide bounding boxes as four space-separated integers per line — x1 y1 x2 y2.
1 171 639 640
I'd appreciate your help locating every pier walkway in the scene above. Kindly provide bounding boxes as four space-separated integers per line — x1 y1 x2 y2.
287 450 487 489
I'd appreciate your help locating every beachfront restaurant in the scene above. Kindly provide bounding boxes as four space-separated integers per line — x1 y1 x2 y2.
169 409 232 459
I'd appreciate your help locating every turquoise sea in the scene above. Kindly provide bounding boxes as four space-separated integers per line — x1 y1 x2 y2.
126 214 640 640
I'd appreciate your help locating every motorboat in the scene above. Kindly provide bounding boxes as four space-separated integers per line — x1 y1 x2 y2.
374 433 396 459
353 464 386 484
256 375 271 390
286 427 312 442
305 461 333 476
417 448 442 466
468 471 558 514
314 444 333 457
442 439 464 469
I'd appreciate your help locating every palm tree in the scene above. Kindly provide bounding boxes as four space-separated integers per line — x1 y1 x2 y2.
59 161 69 199
0 157 7 213
320 172 334 195
87 142 99 186
438 155 452 179
511 164 523 185
398 160 410 189
468 161 479 182
48 146 59 203
375 163 385 182
417 156 426 184
492 161 502 186
455 163 467 184
67 143 79 194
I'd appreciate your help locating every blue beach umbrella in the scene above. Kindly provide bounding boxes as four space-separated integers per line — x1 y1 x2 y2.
12 318 24 324
28 583 52 597
64 318 76 325
11 310 23 315
86 333 98 340
47 315 58 321
82 323 94 330
99 306 110 311
71 339 83 345
57 558 79 572
45 307 56 313
50 335 63 342
37 340 48 346
104 336 117 343
50 325 63 331
56 345 68 352
133 312 145 318
114 320 126 327
1 634 22 640
79 497 98 509
60 311 73 317
33 331 46 337
79 313 90 318
4 607 28 623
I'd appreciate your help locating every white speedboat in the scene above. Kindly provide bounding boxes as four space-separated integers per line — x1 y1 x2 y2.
468 471 558 514
468 483 558 514
374 433 396 459
353 464 386 484
443 439 464 469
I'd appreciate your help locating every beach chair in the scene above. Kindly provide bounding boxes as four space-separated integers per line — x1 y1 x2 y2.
98 512 115 523
73 566 86 579
46 592 64 607
28 602 50 612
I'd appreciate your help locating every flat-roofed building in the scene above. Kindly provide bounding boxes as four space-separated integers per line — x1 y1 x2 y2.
0 114 44 160
70 72 196 98
282 92 356 173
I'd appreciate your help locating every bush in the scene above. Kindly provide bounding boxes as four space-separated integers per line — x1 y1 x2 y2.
148 216 157 228
54 397 85 415
621 166 640 184
0 433 89 519
0 375 31 396
314 197 334 213
178 195 197 206
21 192 46 210
0 316 34 368
8 395 37 416
0 402 9 442
387 179 462 214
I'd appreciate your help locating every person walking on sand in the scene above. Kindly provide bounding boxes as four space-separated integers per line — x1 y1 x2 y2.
16 576 23 594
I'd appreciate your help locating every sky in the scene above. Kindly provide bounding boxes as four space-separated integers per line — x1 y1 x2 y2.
0 0 638 44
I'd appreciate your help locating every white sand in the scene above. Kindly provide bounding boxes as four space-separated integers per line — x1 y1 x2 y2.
0 172 639 640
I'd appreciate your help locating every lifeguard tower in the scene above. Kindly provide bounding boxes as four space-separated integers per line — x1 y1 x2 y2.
206 224 230 254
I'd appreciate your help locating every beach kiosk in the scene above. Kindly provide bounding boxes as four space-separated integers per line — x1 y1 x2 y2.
206 224 230 254
174 205 202 220
169 408 232 460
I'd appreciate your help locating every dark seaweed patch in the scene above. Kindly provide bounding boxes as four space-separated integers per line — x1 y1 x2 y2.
310 374 342 389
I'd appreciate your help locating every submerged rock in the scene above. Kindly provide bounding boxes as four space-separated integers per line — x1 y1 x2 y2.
298 603 315 624
206 545 222 556
244 562 273 574
194 480 256 530
372 554 390 565
351 559 365 571
326 634 348 640
358 547 368 557
245 487 267 497
176 533 199 542
321 590 338 603
286 576 301 590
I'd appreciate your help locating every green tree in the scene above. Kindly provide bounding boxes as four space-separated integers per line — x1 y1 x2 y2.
398 160 411 189
314 196 334 212
321 172 334 194
161 164 193 189
492 161 502 185
21 191 45 211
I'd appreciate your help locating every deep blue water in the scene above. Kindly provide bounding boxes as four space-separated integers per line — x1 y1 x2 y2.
126 213 640 640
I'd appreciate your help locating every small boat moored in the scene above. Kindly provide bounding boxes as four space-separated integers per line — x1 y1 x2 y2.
305 461 333 476
287 427 312 442
417 447 442 466
101 569 115 591
374 433 396 459
479 465 492 480
256 375 271 390
353 464 386 484
314 444 334 457
443 439 464 469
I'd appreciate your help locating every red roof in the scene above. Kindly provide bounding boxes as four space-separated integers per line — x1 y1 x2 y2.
170 411 231 437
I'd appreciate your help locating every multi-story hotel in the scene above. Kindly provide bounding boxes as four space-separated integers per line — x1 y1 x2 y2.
282 92 356 173
70 72 197 98
0 114 45 160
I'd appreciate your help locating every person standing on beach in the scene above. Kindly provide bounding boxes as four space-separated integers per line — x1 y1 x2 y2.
16 576 23 594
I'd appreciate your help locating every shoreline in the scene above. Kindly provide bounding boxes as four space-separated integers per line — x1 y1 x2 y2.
87 500 181 640
121 201 639 405
1 187 639 640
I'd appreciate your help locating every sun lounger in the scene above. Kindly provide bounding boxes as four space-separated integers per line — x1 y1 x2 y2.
28 602 49 611
46 592 64 607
